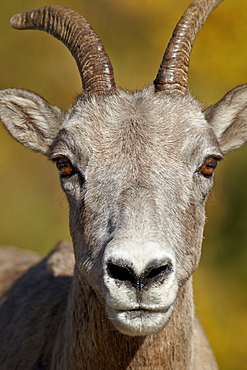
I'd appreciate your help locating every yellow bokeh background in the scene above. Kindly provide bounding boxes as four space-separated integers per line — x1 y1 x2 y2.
0 1 247 368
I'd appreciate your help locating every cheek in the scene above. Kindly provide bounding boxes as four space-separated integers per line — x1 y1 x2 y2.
184 201 206 243
175 203 206 285
70 206 107 297
70 197 110 264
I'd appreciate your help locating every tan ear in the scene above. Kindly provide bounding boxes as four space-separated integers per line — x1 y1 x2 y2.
0 89 65 156
204 84 247 154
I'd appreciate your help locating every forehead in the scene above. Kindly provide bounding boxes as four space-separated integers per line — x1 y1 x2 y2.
54 88 219 168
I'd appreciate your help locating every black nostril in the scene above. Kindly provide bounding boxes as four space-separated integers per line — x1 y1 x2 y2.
107 262 136 284
106 260 174 291
146 262 173 280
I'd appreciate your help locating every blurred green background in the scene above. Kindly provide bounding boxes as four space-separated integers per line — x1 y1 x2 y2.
0 0 246 368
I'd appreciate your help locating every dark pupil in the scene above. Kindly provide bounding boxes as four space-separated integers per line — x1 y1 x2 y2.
58 159 67 170
56 158 73 175
207 159 217 168
207 158 217 169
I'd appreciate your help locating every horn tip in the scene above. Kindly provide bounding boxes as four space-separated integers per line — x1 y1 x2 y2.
10 10 36 30
10 14 23 29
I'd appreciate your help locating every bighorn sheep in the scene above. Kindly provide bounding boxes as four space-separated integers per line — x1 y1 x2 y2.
0 0 246 368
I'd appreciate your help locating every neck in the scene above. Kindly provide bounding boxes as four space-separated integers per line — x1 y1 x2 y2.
53 274 194 370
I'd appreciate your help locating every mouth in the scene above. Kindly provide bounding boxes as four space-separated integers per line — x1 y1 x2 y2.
115 306 169 314
107 305 174 336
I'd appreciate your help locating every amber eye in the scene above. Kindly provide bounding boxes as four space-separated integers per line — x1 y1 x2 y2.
54 157 74 177
200 157 218 177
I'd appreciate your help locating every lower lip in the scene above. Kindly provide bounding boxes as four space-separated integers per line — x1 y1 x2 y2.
108 306 174 336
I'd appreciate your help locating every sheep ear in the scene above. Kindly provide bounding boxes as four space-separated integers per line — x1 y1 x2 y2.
204 85 247 154
0 89 65 156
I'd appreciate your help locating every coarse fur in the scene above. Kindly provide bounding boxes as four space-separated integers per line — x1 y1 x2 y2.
1 2 247 369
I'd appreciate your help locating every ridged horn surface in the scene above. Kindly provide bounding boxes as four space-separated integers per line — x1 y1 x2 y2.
154 0 224 94
10 6 116 94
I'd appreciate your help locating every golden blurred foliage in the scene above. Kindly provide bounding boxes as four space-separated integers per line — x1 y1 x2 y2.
0 1 247 369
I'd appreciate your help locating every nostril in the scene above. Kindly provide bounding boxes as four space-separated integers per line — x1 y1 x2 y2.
107 262 136 284
106 259 174 290
146 261 173 280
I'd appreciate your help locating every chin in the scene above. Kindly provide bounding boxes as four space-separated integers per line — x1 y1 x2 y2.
107 306 174 336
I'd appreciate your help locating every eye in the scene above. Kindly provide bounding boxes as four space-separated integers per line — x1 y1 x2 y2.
53 156 75 177
199 156 219 177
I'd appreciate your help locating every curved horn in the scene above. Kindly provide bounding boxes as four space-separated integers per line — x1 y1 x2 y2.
10 6 116 95
154 0 224 94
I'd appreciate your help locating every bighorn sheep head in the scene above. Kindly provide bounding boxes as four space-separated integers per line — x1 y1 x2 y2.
1 0 247 337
